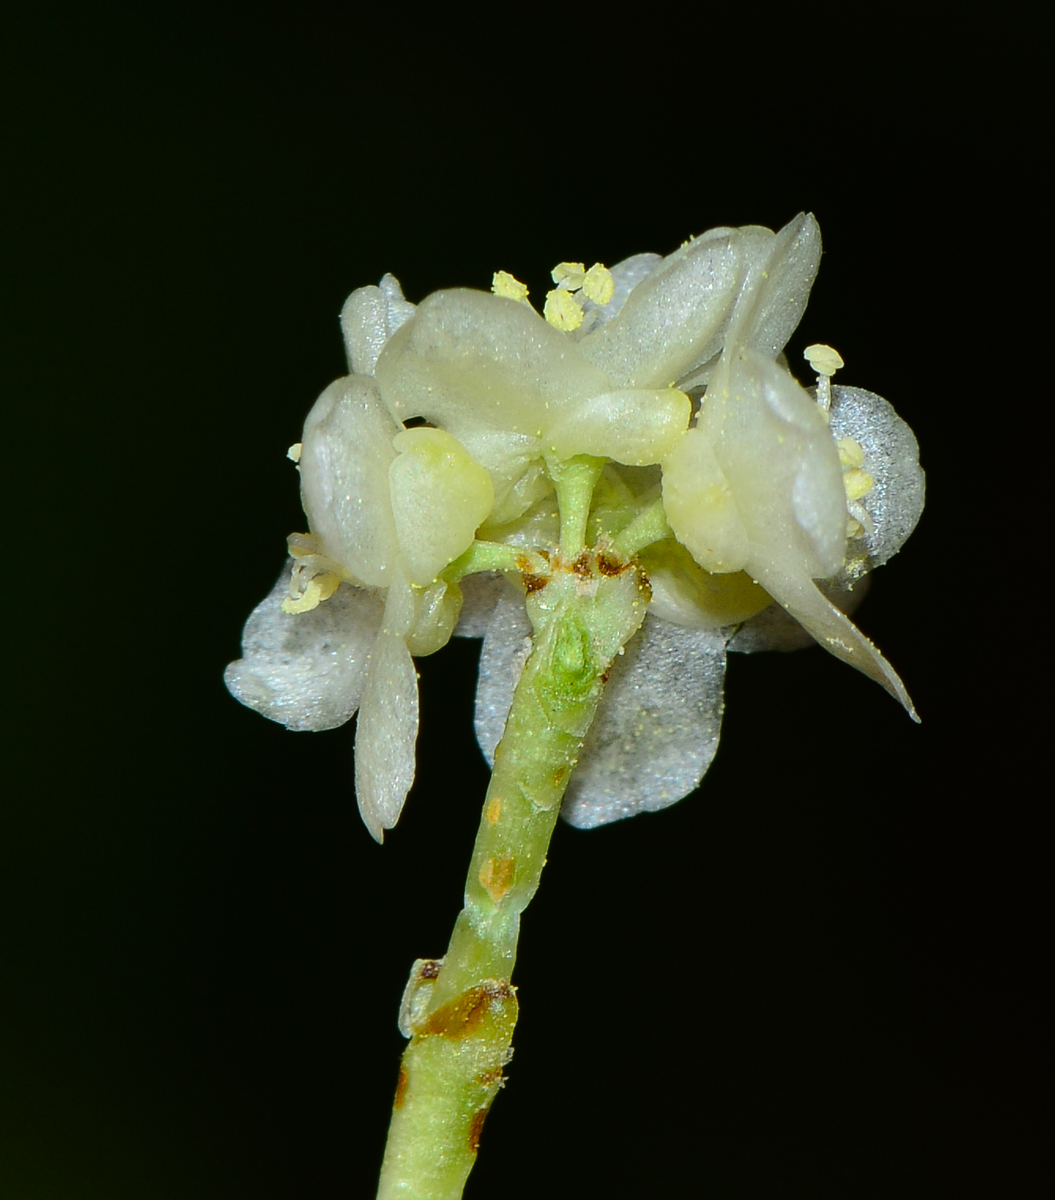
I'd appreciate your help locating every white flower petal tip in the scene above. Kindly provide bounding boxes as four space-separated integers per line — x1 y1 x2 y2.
354 627 420 842
755 569 919 723
224 563 385 732
340 273 415 377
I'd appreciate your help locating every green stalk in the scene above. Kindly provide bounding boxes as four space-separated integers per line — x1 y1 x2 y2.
376 549 649 1199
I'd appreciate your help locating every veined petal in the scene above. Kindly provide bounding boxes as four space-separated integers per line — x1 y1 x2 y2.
340 273 416 377
224 563 384 731
354 592 420 841
578 226 742 388
560 615 729 828
299 375 402 587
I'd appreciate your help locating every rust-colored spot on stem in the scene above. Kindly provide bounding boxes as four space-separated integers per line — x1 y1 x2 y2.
552 764 567 786
394 1064 409 1109
596 551 626 577
479 854 516 904
419 981 514 1040
571 552 592 579
468 1106 490 1154
486 797 502 825
523 573 548 593
419 960 441 981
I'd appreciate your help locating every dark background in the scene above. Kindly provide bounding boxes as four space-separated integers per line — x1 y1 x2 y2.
5 13 1030 1199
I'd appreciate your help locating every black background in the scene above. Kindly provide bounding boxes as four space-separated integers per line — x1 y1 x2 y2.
5 12 1031 1199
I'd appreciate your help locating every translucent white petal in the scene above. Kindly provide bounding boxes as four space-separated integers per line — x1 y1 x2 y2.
728 574 870 653
340 273 416 377
375 288 611 439
750 567 917 720
727 214 822 359
641 540 772 630
299 375 401 587
691 349 847 582
579 226 742 388
224 564 384 731
560 616 728 829
473 584 534 766
454 573 508 638
354 616 420 842
825 384 925 574
578 252 662 328
545 388 691 466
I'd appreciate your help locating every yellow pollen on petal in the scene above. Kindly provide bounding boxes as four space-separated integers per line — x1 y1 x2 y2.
582 262 614 305
287 442 302 463
843 468 875 502
492 271 530 303
544 288 584 331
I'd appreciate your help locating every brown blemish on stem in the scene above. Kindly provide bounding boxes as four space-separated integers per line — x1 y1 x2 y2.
523 573 548 593
600 667 611 684
486 797 502 825
420 981 514 1039
479 854 516 904
394 1064 409 1109
572 552 592 579
468 1106 490 1154
419 960 442 981
596 551 626 577
552 764 567 787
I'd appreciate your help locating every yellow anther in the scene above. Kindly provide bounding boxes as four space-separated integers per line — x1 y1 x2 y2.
551 261 586 289
804 343 845 376
287 442 302 463
544 287 585 331
837 437 866 469
582 263 614 305
843 468 875 502
492 271 530 303
281 571 340 614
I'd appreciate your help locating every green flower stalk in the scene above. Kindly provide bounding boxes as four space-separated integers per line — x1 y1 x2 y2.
225 215 924 1197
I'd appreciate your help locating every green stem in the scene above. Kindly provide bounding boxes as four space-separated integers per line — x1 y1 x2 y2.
611 497 671 559
376 554 649 1200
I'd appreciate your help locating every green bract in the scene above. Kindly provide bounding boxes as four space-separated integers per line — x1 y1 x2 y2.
225 216 923 841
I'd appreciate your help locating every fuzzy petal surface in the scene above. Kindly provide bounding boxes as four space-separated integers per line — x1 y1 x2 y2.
224 565 384 731
560 615 728 828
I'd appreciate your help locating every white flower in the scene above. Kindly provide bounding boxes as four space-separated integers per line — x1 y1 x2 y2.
226 218 923 836
225 276 494 841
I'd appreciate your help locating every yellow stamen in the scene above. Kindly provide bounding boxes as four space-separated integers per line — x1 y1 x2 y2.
582 263 614 305
492 271 530 303
544 288 584 331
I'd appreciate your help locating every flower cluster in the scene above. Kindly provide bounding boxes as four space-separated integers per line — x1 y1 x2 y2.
225 215 923 840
